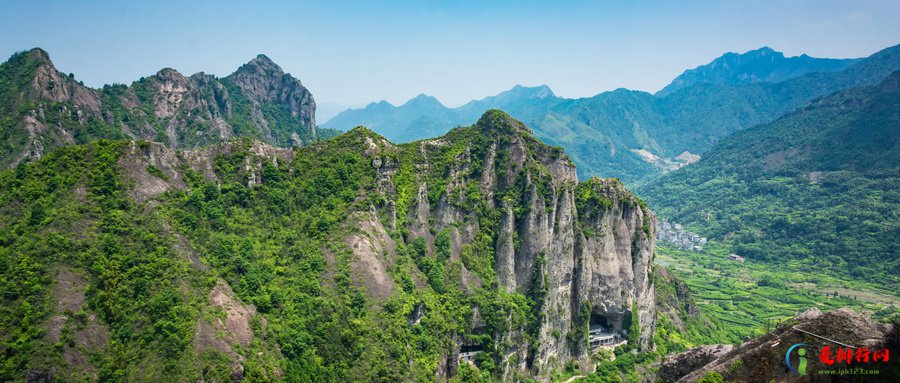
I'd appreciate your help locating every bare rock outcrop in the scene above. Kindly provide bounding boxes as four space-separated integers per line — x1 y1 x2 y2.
656 345 734 383
43 267 110 381
119 139 294 202
391 111 657 381
666 308 895 383
109 110 654 383
226 54 316 138
2 48 317 168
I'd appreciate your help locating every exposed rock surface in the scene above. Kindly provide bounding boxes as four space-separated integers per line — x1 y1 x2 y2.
659 308 896 383
227 54 316 137
654 266 705 332
656 344 734 383
353 111 657 381
0 48 317 168
194 279 282 383
43 267 110 381
96 110 655 382
346 211 397 300
195 280 259 356
119 139 295 202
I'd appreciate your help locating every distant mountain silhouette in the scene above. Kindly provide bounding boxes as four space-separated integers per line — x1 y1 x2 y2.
322 45 900 183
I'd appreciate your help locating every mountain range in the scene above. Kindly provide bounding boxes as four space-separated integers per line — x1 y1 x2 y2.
0 110 657 382
321 46 900 183
638 70 900 284
655 46 861 96
0 48 328 169
1 43 898 383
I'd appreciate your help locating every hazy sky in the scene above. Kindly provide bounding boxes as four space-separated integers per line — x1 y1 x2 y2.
2 0 898 107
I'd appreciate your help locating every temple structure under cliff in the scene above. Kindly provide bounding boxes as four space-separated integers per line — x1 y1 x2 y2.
589 325 627 351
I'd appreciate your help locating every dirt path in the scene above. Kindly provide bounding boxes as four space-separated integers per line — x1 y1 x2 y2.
560 361 598 383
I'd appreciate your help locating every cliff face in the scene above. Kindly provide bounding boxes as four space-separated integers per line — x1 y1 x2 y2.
0 48 316 167
226 54 316 135
0 110 653 382
365 110 657 380
116 110 657 381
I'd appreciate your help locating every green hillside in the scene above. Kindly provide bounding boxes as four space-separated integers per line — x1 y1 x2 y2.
323 45 900 183
639 71 900 285
0 111 659 382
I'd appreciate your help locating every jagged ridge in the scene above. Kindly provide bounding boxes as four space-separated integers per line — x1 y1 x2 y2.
0 110 655 382
0 48 317 168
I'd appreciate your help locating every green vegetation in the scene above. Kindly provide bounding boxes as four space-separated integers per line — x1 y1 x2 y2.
0 142 218 380
574 240 899 383
640 74 900 286
0 50 129 166
323 45 900 183
0 48 324 169
3 43 899 383
656 46 860 97
0 111 599 382
146 165 167 180
656 244 899 341
696 371 725 383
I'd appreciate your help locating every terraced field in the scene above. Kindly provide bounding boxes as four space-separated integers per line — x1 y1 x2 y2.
655 244 899 341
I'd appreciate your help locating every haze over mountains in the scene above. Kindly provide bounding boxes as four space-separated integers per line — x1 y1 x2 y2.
654 46 861 96
639 70 900 284
322 46 900 183
1 40 899 382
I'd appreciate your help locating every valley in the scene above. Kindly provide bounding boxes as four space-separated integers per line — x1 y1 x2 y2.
0 30 897 382
655 244 898 342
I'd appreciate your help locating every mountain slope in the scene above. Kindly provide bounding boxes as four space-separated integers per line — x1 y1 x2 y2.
638 71 900 284
320 85 562 143
656 46 861 97
0 48 318 168
321 45 900 183
657 308 897 383
0 110 656 382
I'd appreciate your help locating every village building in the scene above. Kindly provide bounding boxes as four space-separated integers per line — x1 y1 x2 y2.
657 220 707 252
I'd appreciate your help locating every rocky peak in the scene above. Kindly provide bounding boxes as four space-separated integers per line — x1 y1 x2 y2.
507 84 556 99
0 48 324 168
154 67 188 82
233 54 286 78
23 47 52 66
657 46 861 97
401 111 655 379
401 93 444 109
20 47 101 112
474 109 534 136
226 54 316 134
146 68 194 122
151 68 192 95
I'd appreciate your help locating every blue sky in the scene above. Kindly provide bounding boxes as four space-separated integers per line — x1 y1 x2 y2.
2 0 898 107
